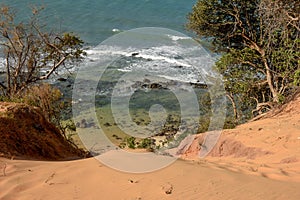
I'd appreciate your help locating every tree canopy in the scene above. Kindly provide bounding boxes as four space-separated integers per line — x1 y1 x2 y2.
0 6 86 98
187 0 299 120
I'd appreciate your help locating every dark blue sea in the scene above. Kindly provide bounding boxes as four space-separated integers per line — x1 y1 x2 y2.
1 0 197 45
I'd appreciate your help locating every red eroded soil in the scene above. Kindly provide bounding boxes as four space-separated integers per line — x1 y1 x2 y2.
0 102 86 160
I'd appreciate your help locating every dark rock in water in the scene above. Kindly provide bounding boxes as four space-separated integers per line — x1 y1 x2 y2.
131 52 139 56
104 122 112 127
189 82 208 89
174 65 183 69
76 119 87 128
149 83 163 89
174 55 184 60
113 134 123 140
57 77 67 82
141 83 164 89
76 119 99 129
81 119 86 124
141 84 148 89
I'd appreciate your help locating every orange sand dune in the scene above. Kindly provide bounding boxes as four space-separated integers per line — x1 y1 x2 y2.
179 93 300 183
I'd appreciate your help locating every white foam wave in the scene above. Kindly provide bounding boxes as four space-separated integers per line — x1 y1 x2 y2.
117 68 132 72
85 45 192 68
84 44 213 84
112 28 121 32
134 53 191 67
158 74 198 84
166 34 190 41
85 46 134 58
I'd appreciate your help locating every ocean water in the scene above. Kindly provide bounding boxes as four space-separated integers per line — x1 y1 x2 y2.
1 0 197 45
1 1 227 155
0 1 205 79
0 0 221 85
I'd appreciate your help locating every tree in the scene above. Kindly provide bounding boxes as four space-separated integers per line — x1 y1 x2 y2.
187 0 299 119
258 0 300 89
0 6 86 98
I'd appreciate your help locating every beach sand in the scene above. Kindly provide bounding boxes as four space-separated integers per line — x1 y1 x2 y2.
1 157 300 200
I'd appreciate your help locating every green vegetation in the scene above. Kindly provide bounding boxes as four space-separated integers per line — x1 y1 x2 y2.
187 0 299 121
118 137 155 151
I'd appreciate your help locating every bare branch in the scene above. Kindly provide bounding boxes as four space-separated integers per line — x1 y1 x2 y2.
39 56 68 80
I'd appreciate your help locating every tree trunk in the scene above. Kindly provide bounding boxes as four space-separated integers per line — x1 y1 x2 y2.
262 56 279 103
6 54 11 97
241 33 279 103
227 93 238 120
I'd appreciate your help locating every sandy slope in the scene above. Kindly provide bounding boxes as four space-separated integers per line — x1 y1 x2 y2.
1 94 300 199
180 93 300 183
1 157 300 200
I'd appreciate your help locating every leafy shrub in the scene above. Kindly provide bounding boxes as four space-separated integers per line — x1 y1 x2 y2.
137 138 155 150
126 137 136 149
